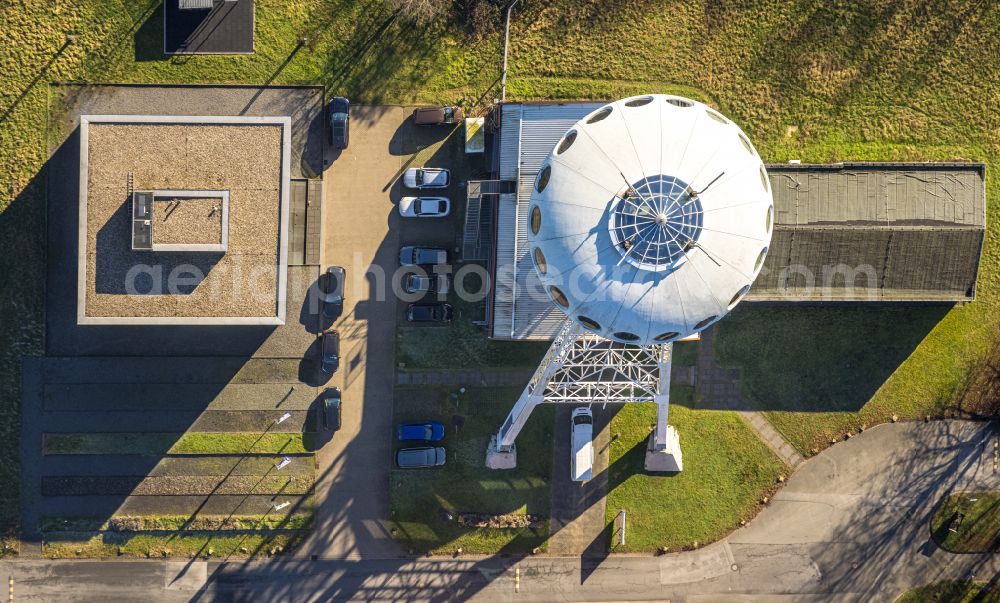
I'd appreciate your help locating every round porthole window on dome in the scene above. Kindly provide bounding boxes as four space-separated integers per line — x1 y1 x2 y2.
530 205 542 234
728 285 750 308
556 130 577 155
549 286 569 308
577 315 601 331
765 205 772 233
533 247 547 274
706 109 728 124
754 247 768 272
694 315 718 330
536 165 551 192
759 165 769 192
613 331 639 342
738 132 754 154
587 107 613 123
665 97 693 108
624 96 653 107
653 331 680 342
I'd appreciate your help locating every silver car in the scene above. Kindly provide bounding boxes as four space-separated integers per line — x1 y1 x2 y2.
404 273 450 295
396 446 446 468
403 167 450 189
399 196 450 218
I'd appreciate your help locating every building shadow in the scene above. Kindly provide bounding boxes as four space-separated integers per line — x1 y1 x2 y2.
709 303 953 413
21 84 326 557
133 2 166 62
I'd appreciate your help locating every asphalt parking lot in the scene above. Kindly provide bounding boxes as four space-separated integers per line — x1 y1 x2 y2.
308 105 467 558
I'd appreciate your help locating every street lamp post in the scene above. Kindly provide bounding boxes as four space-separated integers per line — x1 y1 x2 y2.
500 0 521 102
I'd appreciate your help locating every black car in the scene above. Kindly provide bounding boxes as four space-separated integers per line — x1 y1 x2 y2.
319 388 342 431
329 96 350 149
320 330 340 374
320 266 345 320
406 303 453 323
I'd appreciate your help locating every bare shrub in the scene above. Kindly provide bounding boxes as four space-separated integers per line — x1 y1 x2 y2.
387 0 452 24
954 342 1000 417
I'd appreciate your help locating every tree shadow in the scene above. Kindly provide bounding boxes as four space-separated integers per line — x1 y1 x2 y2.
734 1 995 127
801 420 1000 600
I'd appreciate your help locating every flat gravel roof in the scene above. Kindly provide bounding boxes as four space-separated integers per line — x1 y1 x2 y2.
78 115 291 325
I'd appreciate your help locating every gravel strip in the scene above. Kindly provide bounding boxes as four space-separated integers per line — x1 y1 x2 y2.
45 383 319 411
41 455 315 478
42 475 313 496
39 411 310 434
37 494 311 518
42 357 303 384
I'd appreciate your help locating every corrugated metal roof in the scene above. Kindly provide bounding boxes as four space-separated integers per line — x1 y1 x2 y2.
492 103 603 339
750 227 983 301
498 104 522 181
492 192 518 338
769 163 985 227
491 103 986 340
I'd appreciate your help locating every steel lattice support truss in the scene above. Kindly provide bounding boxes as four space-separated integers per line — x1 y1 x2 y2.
493 319 674 452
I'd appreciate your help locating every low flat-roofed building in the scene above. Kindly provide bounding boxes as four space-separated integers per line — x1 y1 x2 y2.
78 115 290 325
489 102 986 341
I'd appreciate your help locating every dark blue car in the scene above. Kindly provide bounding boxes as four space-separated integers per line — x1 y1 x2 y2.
396 421 445 442
329 96 350 149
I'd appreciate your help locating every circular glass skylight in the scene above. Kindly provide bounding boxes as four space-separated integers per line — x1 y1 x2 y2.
608 174 703 271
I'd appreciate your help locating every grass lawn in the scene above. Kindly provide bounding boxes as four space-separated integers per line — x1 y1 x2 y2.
396 271 550 371
930 491 1000 553
671 341 698 368
42 433 314 456
714 304 967 453
896 581 1000 603
39 513 312 559
605 387 785 552
389 386 553 554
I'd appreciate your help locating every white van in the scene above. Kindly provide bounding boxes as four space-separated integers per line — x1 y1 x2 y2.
570 407 594 482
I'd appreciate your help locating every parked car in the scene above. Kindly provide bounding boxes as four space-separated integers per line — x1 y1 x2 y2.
320 330 340 375
396 446 446 468
396 421 445 442
570 407 594 482
403 167 450 189
399 196 450 218
403 273 450 295
412 106 464 126
329 96 350 149
406 303 453 323
399 246 448 267
319 266 345 320
318 388 342 431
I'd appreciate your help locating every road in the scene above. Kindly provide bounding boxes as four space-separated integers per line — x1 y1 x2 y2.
4 420 997 601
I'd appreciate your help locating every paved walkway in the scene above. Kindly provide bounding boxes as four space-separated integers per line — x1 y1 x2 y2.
5 420 996 601
546 407 612 556
396 369 534 388
303 106 412 559
697 328 805 467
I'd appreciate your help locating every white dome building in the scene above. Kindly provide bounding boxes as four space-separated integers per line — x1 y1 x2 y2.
526 94 773 345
